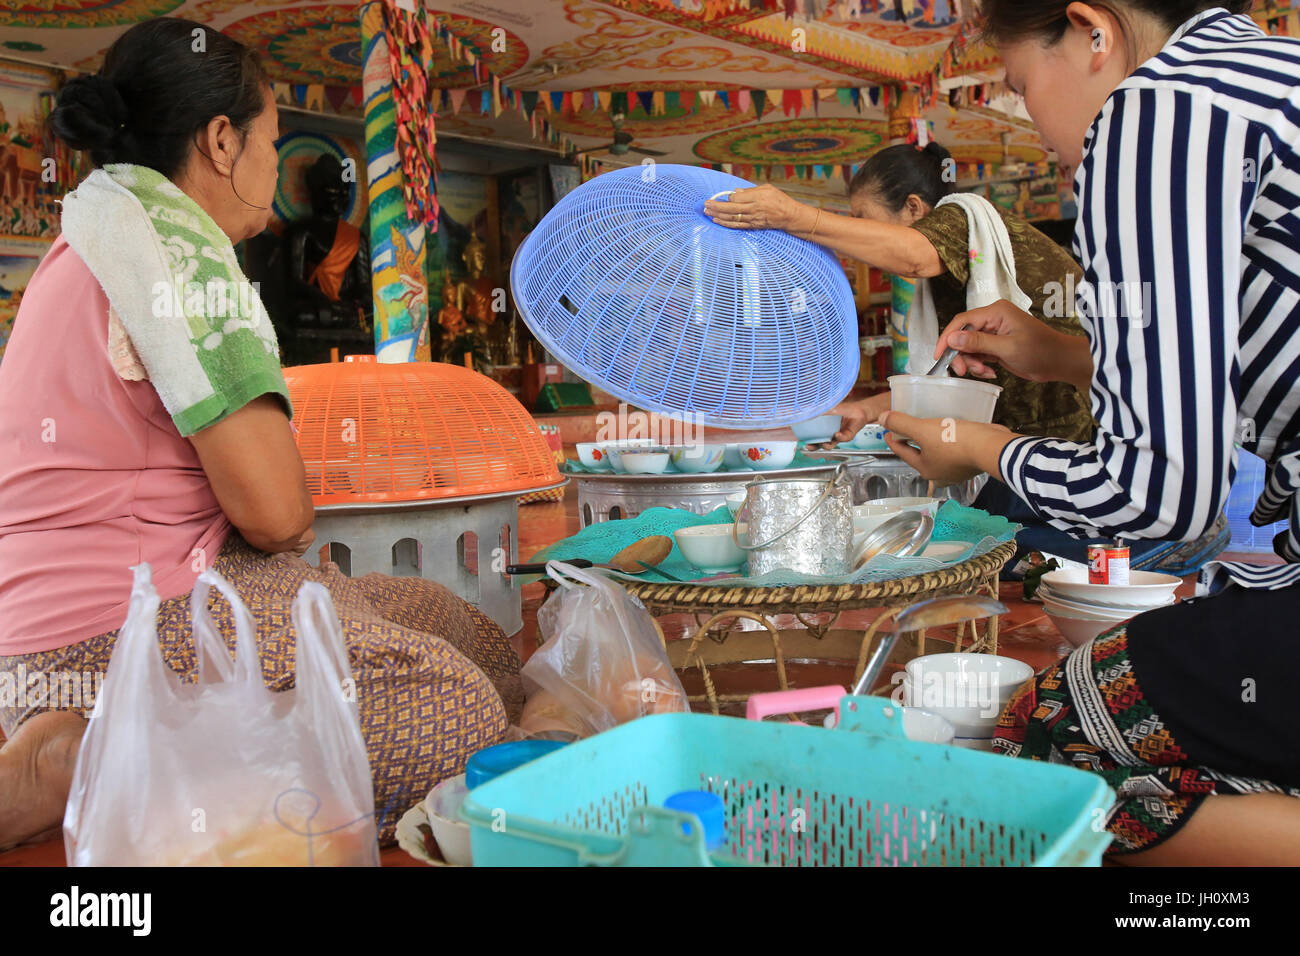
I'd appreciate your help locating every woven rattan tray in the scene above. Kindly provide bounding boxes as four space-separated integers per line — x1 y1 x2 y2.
620 541 1017 616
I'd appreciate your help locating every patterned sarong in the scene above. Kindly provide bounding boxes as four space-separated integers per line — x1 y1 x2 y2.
995 602 1300 853
0 536 522 843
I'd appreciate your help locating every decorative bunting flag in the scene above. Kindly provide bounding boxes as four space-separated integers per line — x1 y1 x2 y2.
718 89 730 110
751 89 767 118
636 90 654 114
382 0 438 227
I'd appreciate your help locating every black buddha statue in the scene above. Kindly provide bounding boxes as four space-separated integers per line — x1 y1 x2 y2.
276 154 373 363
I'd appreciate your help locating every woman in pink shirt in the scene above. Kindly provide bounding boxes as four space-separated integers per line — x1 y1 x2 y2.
0 19 520 851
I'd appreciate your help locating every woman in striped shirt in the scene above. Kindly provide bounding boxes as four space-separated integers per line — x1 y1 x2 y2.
880 2 1300 862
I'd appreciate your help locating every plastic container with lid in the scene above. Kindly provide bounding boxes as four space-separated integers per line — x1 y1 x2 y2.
465 740 570 789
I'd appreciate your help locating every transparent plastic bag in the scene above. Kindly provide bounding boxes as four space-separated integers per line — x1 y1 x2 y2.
63 564 379 866
519 562 688 739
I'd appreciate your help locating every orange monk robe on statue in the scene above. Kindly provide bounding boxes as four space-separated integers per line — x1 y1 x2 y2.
308 219 363 302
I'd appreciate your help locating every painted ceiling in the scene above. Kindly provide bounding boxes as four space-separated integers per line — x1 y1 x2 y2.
13 0 1249 202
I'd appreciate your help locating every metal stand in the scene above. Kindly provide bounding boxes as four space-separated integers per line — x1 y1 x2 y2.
308 490 537 635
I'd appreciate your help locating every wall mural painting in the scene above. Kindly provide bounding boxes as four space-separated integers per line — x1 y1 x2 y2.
0 62 66 365
224 4 368 86
0 0 184 29
270 129 368 232
694 118 886 166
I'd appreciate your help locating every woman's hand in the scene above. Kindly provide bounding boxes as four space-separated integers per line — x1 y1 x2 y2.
831 393 891 443
879 410 1017 484
938 300 1093 392
703 184 814 232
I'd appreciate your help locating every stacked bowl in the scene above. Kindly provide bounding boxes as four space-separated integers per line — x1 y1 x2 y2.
1039 568 1181 647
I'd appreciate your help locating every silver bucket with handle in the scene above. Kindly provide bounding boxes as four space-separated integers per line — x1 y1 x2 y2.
733 463 854 576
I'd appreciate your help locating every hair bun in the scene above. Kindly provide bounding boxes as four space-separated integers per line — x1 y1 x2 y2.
922 140 952 162
50 74 130 154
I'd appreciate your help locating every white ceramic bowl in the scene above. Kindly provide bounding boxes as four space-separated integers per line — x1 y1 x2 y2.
889 374 1002 423
1046 611 1121 648
792 414 843 443
739 441 798 471
1040 567 1182 608
621 451 671 475
576 442 612 471
673 524 746 573
721 443 750 471
852 502 904 537
669 444 725 474
601 440 657 474
903 653 1033 739
849 423 890 451
863 496 941 519
424 773 473 866
1040 590 1175 622
725 491 747 517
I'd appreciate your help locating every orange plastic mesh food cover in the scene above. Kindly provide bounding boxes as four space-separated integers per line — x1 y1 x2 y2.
284 359 562 506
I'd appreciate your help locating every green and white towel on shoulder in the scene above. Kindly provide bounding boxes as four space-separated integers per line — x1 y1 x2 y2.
60 162 289 437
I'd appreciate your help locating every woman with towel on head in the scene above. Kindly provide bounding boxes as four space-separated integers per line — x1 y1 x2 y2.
0 17 520 852
703 143 1228 575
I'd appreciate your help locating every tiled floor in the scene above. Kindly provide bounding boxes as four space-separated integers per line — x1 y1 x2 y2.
0 473 1279 868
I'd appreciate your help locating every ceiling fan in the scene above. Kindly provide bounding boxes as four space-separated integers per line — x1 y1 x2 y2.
570 112 668 159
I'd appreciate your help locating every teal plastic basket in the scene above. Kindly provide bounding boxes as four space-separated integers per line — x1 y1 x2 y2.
461 700 1115 867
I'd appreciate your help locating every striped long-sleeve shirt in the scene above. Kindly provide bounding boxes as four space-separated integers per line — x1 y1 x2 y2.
997 8 1300 593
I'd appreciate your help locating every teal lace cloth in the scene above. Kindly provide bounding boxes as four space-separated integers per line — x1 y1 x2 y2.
529 500 1019 588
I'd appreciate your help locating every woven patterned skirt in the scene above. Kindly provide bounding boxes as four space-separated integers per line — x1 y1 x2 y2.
994 581 1300 854
0 536 523 844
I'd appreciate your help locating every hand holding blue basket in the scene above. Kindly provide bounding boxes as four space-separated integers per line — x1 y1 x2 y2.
510 165 860 428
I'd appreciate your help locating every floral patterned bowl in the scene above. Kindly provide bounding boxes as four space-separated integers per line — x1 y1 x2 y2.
739 441 797 471
576 442 612 471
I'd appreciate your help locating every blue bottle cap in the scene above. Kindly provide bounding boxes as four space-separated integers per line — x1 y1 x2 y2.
466 739 569 789
663 790 727 850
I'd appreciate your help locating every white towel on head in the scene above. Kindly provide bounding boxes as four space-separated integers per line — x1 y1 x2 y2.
904 193 1033 375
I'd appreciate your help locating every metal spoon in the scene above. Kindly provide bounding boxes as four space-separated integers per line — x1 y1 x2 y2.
505 534 673 576
926 323 971 376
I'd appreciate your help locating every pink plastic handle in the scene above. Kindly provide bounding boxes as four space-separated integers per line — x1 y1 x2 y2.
746 685 846 723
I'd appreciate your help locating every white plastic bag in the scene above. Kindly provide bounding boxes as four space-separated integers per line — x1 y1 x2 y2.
63 564 379 866
519 562 688 739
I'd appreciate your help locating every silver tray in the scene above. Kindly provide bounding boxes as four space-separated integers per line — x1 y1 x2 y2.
567 463 838 484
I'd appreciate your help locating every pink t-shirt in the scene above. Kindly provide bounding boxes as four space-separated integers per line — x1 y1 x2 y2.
0 237 231 654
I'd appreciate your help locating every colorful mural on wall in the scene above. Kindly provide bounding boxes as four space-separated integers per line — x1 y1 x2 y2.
270 129 368 232
0 61 65 364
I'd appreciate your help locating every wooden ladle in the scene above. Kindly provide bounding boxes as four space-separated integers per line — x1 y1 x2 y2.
505 534 674 576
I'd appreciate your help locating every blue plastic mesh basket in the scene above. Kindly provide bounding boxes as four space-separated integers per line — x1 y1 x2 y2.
510 165 859 428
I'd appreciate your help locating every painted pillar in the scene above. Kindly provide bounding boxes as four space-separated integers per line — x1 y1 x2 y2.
887 88 920 373
360 0 431 362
